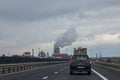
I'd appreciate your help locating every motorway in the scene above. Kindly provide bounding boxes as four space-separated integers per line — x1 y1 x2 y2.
0 63 120 80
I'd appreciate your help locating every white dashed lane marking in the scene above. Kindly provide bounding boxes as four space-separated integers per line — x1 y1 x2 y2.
54 72 58 74
42 76 48 80
60 69 63 71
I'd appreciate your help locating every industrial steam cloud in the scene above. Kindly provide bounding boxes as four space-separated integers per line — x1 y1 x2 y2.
54 27 77 48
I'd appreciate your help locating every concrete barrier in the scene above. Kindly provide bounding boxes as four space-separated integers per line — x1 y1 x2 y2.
0 61 68 75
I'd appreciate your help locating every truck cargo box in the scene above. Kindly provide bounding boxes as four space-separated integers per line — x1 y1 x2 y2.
74 47 87 54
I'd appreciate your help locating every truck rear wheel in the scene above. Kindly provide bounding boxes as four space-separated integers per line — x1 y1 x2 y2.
70 69 73 75
87 70 91 75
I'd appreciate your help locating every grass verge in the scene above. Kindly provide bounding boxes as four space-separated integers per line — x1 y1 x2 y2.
95 62 120 70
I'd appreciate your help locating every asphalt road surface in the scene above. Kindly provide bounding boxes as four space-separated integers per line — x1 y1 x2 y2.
0 63 120 80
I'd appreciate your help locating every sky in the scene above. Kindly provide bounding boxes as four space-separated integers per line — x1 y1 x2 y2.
0 0 120 57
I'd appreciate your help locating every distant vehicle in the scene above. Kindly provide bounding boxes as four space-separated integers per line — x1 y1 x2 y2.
70 47 91 75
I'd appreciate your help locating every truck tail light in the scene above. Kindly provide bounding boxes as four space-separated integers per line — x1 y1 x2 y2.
87 59 91 64
70 59 73 64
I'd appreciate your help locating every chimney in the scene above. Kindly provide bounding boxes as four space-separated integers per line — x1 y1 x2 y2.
32 49 34 57
54 44 60 54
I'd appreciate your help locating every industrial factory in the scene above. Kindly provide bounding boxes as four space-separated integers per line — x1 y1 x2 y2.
52 44 70 59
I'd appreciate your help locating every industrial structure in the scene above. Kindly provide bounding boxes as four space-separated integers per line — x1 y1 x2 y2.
53 44 70 59
38 51 46 58
23 52 31 57
52 53 70 59
54 44 60 54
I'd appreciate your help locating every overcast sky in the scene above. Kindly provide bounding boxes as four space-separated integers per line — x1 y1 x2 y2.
0 0 120 57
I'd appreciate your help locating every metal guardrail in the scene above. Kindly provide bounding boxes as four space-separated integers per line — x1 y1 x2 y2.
0 61 68 75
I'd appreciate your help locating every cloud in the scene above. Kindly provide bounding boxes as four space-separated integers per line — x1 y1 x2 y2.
0 0 120 56
95 34 120 44
119 36 120 39
0 40 16 47
75 33 120 46
0 0 120 22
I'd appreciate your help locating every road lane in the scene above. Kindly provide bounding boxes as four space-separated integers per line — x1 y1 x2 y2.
0 63 67 80
0 63 119 80
92 68 108 80
92 64 120 80
47 64 102 80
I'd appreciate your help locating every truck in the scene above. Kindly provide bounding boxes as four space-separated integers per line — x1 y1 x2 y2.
70 47 91 75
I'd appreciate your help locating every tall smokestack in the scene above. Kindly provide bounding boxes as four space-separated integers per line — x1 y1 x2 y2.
32 49 34 57
54 44 60 54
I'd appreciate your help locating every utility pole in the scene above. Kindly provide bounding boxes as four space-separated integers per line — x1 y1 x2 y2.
96 53 98 59
8 52 11 56
99 48 102 61
66 48 68 54
90 49 92 58
32 49 34 57
100 53 102 61
38 48 40 53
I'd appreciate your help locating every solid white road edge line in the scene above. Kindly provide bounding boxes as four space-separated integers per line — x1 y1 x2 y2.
42 76 48 79
92 68 108 80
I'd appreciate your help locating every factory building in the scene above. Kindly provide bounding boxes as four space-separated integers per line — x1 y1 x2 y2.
38 51 46 58
53 44 70 59
52 53 70 59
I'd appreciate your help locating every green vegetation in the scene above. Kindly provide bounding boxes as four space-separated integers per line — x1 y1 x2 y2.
0 56 69 64
96 62 120 70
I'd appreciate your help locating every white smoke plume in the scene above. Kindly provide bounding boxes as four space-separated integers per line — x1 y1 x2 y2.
55 27 77 48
